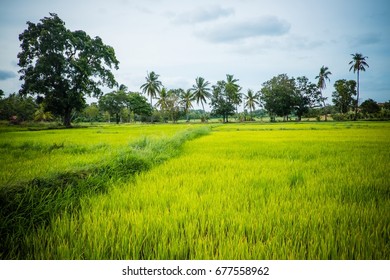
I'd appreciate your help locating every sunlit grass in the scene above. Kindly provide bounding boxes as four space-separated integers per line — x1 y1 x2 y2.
0 124 190 185
17 122 389 259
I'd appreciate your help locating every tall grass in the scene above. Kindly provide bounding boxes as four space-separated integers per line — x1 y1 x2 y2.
0 124 188 185
0 125 210 259
14 122 389 259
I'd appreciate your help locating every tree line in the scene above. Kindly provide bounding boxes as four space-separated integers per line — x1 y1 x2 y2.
0 14 389 126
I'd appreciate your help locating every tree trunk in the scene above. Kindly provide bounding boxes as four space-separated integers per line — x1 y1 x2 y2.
354 70 360 121
150 96 154 123
201 103 206 122
63 108 72 127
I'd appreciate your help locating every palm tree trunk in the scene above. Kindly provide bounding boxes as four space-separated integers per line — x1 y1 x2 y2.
201 102 206 122
354 70 360 121
322 99 327 121
150 95 154 123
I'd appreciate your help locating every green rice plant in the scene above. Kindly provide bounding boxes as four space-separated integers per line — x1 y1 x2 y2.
0 125 210 259
16 122 389 260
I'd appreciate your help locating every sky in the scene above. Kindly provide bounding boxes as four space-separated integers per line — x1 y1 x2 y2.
0 0 389 109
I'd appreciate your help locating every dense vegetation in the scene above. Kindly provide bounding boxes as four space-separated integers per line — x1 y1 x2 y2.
0 122 389 259
1 14 388 126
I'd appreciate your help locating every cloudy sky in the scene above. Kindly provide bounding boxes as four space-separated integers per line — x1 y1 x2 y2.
0 0 389 108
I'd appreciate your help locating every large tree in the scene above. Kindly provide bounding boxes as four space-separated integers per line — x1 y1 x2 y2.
98 90 128 124
17 13 119 127
332 79 357 114
127 92 153 121
225 74 242 115
349 53 369 120
210 80 235 123
191 77 211 120
315 66 332 121
259 74 296 121
294 76 321 121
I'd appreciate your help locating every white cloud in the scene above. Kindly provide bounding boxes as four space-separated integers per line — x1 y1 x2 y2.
196 16 291 43
171 5 234 24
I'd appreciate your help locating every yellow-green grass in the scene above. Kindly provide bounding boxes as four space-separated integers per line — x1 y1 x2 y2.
0 124 190 185
21 122 389 259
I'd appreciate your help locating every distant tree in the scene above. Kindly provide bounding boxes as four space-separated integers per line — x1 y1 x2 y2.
98 90 128 124
84 103 100 123
349 53 369 120
360 99 380 115
383 101 390 110
0 93 37 122
315 66 332 121
140 71 162 107
294 76 321 121
0 89 4 99
165 89 182 122
127 92 153 121
244 89 259 120
259 74 296 121
180 89 194 122
34 103 54 122
332 79 357 114
17 13 119 127
225 74 242 114
155 87 169 120
192 77 211 120
210 80 235 123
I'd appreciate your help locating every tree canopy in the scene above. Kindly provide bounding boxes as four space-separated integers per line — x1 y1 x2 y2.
17 13 119 127
332 79 357 114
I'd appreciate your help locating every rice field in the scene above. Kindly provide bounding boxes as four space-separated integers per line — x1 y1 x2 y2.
1 122 389 259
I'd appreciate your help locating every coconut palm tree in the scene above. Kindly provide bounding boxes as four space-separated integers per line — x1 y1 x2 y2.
191 77 211 120
155 87 168 116
349 53 369 120
244 89 259 120
315 66 332 121
180 89 194 122
140 71 162 107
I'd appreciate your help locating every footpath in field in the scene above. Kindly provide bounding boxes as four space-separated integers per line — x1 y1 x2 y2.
19 122 390 259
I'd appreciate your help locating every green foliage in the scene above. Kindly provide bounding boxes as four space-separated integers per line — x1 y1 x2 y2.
191 77 211 117
294 76 321 121
0 93 37 122
140 71 162 107
225 74 242 114
210 80 236 122
360 98 380 115
332 79 357 113
98 90 128 124
33 104 54 122
244 89 260 119
17 13 119 127
349 53 369 120
259 74 296 121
